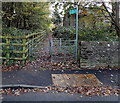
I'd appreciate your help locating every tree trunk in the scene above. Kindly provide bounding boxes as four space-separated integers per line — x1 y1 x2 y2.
115 2 120 37
24 16 26 29
7 20 11 27
102 2 120 37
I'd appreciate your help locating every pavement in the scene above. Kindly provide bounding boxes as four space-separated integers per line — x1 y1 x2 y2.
2 92 119 102
2 69 52 86
2 69 119 87
1 69 120 102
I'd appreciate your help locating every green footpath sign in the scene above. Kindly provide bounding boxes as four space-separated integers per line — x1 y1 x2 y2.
69 9 77 14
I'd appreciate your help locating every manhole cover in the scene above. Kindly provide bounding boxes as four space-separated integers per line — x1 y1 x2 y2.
52 74 103 87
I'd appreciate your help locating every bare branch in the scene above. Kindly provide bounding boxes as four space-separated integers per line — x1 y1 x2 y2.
102 2 120 31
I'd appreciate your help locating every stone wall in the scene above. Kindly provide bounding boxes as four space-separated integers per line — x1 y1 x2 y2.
80 41 119 68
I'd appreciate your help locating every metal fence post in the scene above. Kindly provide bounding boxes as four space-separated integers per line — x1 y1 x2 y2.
60 38 62 47
60 38 62 53
75 5 79 62
78 41 81 67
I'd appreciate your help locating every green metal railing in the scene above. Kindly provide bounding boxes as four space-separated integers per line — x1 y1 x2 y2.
0 31 46 63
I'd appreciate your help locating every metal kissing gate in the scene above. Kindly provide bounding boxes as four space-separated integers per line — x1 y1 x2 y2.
49 38 76 62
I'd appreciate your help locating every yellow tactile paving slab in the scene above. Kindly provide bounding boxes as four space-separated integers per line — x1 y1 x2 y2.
52 74 103 87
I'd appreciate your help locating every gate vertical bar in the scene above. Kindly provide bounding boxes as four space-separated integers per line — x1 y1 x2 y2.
60 38 62 53
60 38 62 48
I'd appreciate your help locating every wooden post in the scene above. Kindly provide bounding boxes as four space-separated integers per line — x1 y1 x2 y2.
28 37 30 59
6 38 10 64
49 39 53 60
27 38 29 60
22 38 27 64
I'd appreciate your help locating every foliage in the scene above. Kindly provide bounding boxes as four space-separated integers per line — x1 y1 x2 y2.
1 27 46 66
2 2 51 66
102 2 120 37
64 2 120 37
2 2 51 31
2 27 32 36
53 26 76 39
52 3 62 25
56 2 118 41
53 25 117 41
79 27 118 41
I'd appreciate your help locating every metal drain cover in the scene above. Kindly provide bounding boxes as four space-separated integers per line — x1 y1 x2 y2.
52 74 103 87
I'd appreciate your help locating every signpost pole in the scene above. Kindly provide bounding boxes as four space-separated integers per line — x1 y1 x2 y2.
75 5 79 62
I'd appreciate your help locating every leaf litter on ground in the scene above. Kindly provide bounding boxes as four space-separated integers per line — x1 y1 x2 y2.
0 85 120 97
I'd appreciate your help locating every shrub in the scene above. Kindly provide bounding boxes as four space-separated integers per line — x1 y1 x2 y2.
2 27 32 36
1 27 46 66
53 26 76 39
53 26 118 41
79 27 118 41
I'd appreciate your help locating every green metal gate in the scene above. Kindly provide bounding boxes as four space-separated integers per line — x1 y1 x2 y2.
49 38 76 62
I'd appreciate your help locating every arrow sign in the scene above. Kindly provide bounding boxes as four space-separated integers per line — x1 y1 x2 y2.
69 9 77 14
